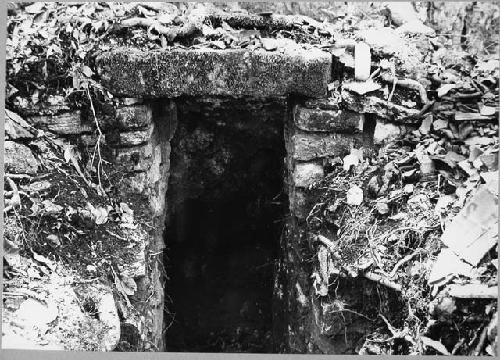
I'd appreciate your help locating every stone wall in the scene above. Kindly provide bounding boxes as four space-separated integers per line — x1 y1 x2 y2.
281 97 367 352
10 46 413 352
105 100 176 350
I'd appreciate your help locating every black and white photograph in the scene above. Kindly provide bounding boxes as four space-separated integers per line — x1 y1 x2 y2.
2 1 499 355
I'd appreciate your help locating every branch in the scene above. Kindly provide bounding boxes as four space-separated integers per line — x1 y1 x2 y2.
380 72 430 105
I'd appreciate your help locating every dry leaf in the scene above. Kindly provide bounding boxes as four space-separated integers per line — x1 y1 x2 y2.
420 336 450 355
42 199 63 214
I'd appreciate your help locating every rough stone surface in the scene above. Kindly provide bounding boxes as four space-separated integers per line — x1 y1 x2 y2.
289 189 310 219
293 163 324 188
119 124 155 146
304 96 341 111
97 290 121 351
79 133 103 147
294 106 363 133
96 47 331 98
5 110 35 140
291 133 364 161
120 171 148 193
4 141 39 174
115 105 153 129
373 121 402 144
113 143 153 172
27 111 92 135
341 90 420 122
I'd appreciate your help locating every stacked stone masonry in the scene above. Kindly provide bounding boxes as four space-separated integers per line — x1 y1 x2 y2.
20 47 410 353
289 101 366 221
95 48 384 353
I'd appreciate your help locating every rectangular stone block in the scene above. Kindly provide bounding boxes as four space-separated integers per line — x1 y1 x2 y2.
115 105 152 129
304 96 341 110
119 171 148 194
96 47 331 98
79 133 105 147
113 143 153 172
289 188 309 220
119 124 155 146
28 111 93 135
291 133 364 161
294 106 363 133
293 163 324 188
4 141 39 174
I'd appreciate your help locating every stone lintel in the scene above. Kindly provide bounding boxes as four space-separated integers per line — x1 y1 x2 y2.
96 47 331 98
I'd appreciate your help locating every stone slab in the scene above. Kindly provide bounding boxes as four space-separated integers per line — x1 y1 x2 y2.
4 141 39 174
96 47 331 98
118 124 155 147
115 105 153 129
293 163 324 188
291 133 364 161
27 111 92 135
113 143 153 172
294 106 363 133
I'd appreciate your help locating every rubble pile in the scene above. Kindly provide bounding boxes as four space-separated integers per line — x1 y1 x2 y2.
302 9 498 355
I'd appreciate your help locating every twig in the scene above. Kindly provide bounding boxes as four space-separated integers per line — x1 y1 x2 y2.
2 288 47 303
315 234 341 259
105 229 128 241
86 87 105 196
369 67 380 80
387 62 397 104
381 72 430 105
4 177 21 214
316 234 337 251
387 248 423 278
452 338 465 355
379 313 400 337
364 271 402 292
473 325 488 356
3 173 32 179
328 307 376 322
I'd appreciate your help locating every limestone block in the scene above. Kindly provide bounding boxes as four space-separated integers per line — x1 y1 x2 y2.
289 188 309 219
304 96 341 111
115 105 153 129
120 171 148 193
97 291 121 351
119 124 155 146
113 143 153 172
291 133 363 161
294 106 363 133
5 109 35 140
4 141 39 174
79 133 104 147
341 90 420 122
96 47 331 98
293 163 324 188
27 111 93 135
373 121 401 144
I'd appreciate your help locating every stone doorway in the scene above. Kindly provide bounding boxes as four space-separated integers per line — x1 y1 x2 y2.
162 97 288 352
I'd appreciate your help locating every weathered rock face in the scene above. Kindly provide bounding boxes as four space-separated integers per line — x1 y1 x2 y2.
294 106 363 133
27 111 94 135
95 47 332 98
4 141 39 174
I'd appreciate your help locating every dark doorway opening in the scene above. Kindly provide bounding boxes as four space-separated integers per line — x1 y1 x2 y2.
163 97 287 352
